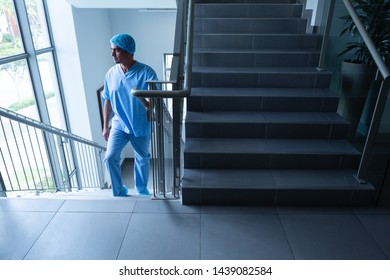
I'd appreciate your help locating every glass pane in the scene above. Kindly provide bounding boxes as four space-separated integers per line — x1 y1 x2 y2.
25 0 51 50
0 0 24 58
37 52 66 129
0 59 39 120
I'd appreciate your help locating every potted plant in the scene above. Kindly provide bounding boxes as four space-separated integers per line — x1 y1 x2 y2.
338 0 390 141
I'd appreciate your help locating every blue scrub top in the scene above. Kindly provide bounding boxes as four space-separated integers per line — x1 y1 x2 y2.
102 61 158 137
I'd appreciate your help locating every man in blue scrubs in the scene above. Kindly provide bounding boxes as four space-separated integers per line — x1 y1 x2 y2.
102 34 158 196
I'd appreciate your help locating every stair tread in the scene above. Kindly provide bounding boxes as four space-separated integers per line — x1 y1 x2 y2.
193 48 320 54
192 66 331 74
190 87 338 97
182 169 373 189
196 17 307 20
184 138 360 155
186 111 348 124
197 3 301 5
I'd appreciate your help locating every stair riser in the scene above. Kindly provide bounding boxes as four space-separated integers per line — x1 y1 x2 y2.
181 188 372 207
193 52 320 67
184 153 360 170
186 123 349 139
195 18 307 34
187 95 339 112
194 34 319 50
195 4 303 18
192 72 332 88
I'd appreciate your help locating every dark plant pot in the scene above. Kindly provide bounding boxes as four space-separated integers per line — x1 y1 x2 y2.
338 60 377 141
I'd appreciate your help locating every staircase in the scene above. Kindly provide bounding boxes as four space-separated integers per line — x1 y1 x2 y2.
181 0 375 206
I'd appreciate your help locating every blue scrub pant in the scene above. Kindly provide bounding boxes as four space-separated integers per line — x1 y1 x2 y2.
104 128 150 196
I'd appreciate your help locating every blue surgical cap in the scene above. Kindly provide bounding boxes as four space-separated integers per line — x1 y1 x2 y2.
110 34 136 54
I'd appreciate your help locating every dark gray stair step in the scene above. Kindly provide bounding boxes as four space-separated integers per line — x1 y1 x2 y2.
184 138 359 155
195 18 308 34
184 138 360 169
194 34 319 50
195 4 303 18
185 111 349 139
196 0 298 4
193 49 320 67
188 88 339 112
181 169 375 206
191 67 332 88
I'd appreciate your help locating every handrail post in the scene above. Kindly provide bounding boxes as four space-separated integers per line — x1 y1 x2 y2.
95 148 106 189
156 97 166 196
317 0 335 71
0 172 6 197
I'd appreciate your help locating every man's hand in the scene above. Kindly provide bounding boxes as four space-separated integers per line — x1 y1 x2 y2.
102 127 110 141
102 100 113 141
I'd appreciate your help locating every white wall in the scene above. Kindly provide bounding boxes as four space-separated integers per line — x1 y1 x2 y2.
72 8 113 146
46 0 92 140
305 0 326 26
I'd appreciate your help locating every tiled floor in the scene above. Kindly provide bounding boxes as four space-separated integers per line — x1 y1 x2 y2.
1 195 390 260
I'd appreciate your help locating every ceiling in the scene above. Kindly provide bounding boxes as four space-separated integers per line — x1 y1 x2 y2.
66 0 177 9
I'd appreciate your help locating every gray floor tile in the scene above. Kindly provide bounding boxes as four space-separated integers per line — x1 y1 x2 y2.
356 214 390 259
133 200 200 214
0 198 64 212
118 213 201 260
0 211 55 260
201 214 294 260
277 207 354 215
201 206 277 214
24 212 131 260
353 208 390 215
279 214 387 260
59 199 136 213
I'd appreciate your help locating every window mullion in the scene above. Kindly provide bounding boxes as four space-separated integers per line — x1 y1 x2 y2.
0 53 28 65
13 0 51 125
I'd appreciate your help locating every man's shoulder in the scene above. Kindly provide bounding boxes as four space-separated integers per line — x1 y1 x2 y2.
106 64 119 74
135 61 155 72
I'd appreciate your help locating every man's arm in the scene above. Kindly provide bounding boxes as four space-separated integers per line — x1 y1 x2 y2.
102 99 113 141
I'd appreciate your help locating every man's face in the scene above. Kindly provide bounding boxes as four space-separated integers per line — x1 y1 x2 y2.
111 44 130 64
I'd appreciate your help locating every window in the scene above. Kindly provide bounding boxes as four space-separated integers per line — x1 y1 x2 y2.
0 0 24 58
0 0 69 194
0 0 66 129
25 0 50 50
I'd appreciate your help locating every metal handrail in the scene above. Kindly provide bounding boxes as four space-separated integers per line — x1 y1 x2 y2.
342 0 390 79
341 0 390 182
131 0 194 98
130 0 194 199
0 107 105 150
0 107 106 193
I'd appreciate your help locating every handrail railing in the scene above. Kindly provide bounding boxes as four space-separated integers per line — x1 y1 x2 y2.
0 107 106 195
131 0 193 99
131 0 194 199
318 0 390 183
0 108 105 149
340 0 390 182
